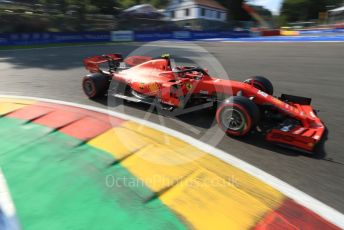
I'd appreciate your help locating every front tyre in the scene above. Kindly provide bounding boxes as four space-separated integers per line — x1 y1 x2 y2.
244 76 274 95
82 73 110 99
216 96 260 136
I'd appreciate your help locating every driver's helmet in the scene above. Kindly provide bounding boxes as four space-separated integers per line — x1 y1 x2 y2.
161 53 171 59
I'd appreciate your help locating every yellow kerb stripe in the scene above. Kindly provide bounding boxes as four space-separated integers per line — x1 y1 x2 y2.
0 99 36 116
88 127 154 160
89 121 285 230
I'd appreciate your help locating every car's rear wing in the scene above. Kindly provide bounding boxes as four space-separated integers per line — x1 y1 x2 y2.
83 54 123 73
83 54 155 74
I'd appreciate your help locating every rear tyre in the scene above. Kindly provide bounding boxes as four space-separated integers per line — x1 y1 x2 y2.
244 76 274 95
216 96 260 136
82 73 110 99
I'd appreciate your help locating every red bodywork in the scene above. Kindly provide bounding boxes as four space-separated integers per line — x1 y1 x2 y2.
84 54 325 152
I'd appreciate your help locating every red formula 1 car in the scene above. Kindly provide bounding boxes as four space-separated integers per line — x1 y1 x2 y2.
82 53 325 153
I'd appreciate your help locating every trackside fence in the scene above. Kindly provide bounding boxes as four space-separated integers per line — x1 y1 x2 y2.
0 30 252 46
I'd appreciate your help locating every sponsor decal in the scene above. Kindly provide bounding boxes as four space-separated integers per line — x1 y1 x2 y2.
149 83 159 92
186 83 193 91
111 31 134 42
257 90 268 98
293 127 306 135
310 111 316 118
173 31 191 39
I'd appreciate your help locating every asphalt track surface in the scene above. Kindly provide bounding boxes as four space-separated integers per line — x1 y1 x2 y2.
1 42 344 213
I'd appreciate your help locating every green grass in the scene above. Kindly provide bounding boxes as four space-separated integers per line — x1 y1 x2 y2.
0 41 130 50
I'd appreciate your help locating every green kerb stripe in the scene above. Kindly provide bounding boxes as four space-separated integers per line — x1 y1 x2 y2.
0 117 187 230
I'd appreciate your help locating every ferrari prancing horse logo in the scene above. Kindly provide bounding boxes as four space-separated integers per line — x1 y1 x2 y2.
186 83 193 91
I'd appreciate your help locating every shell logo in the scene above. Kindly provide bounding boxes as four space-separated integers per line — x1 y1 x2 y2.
149 83 159 92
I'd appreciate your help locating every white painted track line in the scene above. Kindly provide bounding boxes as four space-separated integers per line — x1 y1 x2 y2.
0 168 21 230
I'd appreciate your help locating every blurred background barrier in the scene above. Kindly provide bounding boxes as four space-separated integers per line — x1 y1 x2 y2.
0 30 253 46
260 29 281 36
132 30 252 41
298 28 344 35
0 32 110 46
280 30 300 36
3 29 343 46
110 30 134 42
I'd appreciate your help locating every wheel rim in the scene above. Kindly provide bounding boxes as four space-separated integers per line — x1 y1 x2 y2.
221 108 245 131
84 80 95 96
